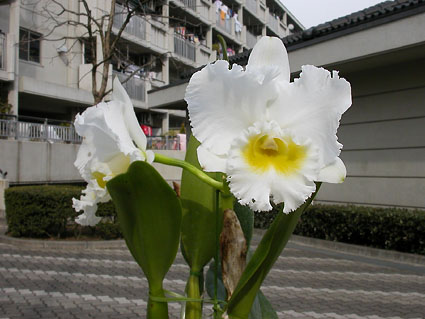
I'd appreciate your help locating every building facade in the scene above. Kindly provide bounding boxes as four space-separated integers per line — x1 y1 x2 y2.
0 0 302 135
150 0 425 210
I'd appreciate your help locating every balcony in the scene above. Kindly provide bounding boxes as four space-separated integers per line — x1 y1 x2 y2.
216 12 233 35
113 71 146 102
244 0 266 22
246 31 259 48
0 116 81 144
177 0 196 12
198 0 211 20
268 13 279 34
0 33 5 70
113 4 147 40
173 34 196 62
267 13 287 37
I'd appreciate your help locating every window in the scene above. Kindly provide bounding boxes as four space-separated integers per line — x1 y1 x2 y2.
19 28 41 63
82 37 96 64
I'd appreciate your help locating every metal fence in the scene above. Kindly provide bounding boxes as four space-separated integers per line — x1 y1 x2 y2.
174 35 196 61
147 136 182 150
0 117 182 150
0 118 82 144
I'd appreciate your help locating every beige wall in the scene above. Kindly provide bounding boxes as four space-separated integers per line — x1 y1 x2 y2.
0 140 185 185
315 58 425 209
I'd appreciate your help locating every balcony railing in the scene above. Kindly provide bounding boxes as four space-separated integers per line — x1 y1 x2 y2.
216 13 233 35
114 4 146 40
246 31 258 48
113 71 146 102
0 117 82 144
268 13 279 34
0 33 5 70
177 0 196 11
174 35 196 62
246 0 257 13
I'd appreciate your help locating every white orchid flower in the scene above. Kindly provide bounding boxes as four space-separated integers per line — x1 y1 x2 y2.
185 36 351 213
72 78 154 226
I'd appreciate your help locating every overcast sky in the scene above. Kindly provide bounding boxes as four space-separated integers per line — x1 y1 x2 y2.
282 0 386 28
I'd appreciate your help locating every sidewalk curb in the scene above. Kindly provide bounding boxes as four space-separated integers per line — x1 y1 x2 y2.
0 234 127 250
253 229 425 266
1 226 424 266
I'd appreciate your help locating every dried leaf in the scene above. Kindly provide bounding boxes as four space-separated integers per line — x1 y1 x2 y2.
220 209 247 299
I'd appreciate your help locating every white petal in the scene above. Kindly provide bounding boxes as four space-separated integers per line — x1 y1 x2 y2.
75 101 138 162
72 182 109 226
75 205 102 227
246 36 290 83
226 121 320 213
185 60 278 157
74 138 95 182
269 65 352 167
197 144 227 173
112 77 147 151
318 157 346 183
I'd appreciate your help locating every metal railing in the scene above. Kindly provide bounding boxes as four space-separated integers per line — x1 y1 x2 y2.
0 33 5 70
147 136 182 150
177 0 196 11
0 117 82 144
113 71 146 102
174 35 196 61
114 4 146 40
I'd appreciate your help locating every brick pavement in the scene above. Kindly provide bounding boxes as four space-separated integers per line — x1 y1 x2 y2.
0 231 424 318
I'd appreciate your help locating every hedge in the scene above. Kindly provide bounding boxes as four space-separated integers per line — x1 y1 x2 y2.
5 185 425 255
255 204 425 255
4 185 122 239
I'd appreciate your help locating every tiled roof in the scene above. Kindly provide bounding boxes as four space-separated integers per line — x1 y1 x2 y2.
178 0 425 80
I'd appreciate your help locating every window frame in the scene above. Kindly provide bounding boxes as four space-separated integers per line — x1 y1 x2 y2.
19 28 42 64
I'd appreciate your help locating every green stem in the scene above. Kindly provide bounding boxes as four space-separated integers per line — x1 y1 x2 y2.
217 35 228 62
147 288 168 319
154 153 226 192
185 272 203 319
214 190 220 319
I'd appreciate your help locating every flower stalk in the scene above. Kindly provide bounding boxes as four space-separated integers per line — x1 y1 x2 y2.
154 153 227 193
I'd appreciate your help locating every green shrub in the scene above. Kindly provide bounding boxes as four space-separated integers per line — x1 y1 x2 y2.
254 204 425 255
5 185 121 239
95 221 122 240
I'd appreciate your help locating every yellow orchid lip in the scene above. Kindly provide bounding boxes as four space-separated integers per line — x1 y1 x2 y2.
243 134 307 175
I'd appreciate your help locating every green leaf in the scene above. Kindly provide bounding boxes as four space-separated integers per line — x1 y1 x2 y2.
249 290 278 319
180 135 221 271
226 184 321 319
106 161 182 318
234 202 254 249
206 260 227 306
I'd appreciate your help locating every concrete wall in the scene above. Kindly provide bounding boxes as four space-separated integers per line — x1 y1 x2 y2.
315 58 425 209
0 140 185 185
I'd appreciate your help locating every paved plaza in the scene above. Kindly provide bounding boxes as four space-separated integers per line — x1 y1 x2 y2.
0 232 424 319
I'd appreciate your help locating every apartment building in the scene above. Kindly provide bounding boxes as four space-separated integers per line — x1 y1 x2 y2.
0 0 302 136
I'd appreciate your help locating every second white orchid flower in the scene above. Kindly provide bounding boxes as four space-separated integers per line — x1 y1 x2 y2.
72 78 154 226
185 36 352 213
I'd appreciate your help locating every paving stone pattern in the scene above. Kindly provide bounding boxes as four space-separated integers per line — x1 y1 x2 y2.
0 233 424 319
